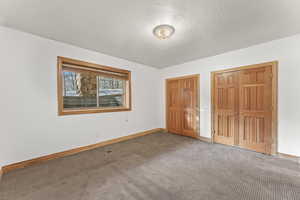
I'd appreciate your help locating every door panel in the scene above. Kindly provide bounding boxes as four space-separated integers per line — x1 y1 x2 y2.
167 80 182 135
168 109 182 135
181 77 198 138
213 72 239 145
238 67 272 154
166 76 199 138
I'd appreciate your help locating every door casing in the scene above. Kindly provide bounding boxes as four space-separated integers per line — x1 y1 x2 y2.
166 74 200 138
211 61 278 155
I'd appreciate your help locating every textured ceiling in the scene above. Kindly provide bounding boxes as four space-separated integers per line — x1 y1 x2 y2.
1 0 300 68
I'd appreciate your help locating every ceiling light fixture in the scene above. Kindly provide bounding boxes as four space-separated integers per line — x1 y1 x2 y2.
153 24 175 40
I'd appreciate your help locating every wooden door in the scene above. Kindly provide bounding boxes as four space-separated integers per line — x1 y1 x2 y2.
166 75 199 138
213 71 239 145
238 66 273 154
212 62 277 155
181 77 199 138
167 79 182 135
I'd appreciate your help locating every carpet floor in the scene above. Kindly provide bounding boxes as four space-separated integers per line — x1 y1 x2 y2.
0 132 299 200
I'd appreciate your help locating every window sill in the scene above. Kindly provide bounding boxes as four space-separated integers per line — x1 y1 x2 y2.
58 107 131 116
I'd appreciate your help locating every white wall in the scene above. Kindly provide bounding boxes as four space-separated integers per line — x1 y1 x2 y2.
160 34 300 157
0 26 161 167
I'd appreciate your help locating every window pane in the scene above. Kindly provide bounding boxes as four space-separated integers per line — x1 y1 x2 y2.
98 77 125 108
63 71 97 109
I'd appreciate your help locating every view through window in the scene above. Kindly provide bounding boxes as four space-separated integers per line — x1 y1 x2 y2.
57 57 131 115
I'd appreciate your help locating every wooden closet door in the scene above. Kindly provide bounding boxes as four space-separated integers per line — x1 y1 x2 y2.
167 75 199 138
167 79 182 135
181 77 199 138
238 66 272 154
213 71 239 145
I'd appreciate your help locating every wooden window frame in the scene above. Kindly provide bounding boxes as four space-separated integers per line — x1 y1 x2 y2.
57 57 131 115
210 61 278 155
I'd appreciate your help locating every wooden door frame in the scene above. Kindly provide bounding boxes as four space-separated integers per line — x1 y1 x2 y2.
211 61 278 155
165 74 200 137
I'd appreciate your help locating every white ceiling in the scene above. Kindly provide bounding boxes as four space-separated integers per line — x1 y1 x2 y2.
1 0 300 68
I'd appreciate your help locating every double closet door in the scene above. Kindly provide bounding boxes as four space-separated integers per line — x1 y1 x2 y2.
213 63 277 154
166 75 199 139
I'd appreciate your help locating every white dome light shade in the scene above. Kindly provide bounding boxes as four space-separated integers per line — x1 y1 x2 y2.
153 24 175 39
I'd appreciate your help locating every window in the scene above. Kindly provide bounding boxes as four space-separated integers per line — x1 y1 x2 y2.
57 57 131 115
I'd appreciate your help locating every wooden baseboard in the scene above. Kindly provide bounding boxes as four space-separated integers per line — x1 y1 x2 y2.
198 136 212 143
161 128 168 133
2 128 164 174
278 152 300 162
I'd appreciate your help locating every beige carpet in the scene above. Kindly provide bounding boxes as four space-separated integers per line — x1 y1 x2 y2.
0 132 299 200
